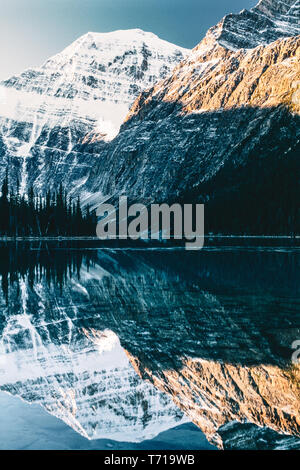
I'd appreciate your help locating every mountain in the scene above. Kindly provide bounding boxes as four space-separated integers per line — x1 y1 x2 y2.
206 0 300 50
0 30 189 195
81 0 300 234
1 1 299 235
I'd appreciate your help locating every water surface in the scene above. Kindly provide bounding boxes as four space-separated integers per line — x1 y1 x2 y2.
0 240 299 450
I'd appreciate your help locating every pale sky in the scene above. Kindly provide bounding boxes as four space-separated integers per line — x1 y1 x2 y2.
0 0 256 81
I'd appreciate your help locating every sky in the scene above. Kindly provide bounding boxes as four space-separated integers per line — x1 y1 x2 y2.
0 0 256 81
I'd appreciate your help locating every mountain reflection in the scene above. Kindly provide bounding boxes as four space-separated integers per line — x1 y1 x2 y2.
0 242 299 449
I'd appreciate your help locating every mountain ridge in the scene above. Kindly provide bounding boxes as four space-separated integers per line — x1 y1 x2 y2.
79 2 299 235
212 0 300 51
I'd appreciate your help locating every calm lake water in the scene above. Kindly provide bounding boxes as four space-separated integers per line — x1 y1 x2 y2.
0 239 299 450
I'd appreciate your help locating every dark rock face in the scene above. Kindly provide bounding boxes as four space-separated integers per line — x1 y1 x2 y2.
83 34 300 234
219 422 300 450
85 105 300 200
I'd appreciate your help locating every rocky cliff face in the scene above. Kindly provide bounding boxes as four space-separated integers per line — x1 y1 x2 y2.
0 30 189 194
85 34 300 197
208 0 300 50
79 1 299 234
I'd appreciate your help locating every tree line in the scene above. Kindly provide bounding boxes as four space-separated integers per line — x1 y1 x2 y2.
0 171 97 237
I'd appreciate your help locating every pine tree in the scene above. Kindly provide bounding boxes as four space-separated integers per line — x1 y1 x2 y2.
0 172 97 238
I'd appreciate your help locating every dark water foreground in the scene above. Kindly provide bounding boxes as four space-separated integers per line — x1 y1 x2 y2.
0 239 299 450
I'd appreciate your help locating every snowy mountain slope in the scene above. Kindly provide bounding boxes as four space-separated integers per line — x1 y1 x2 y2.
208 0 300 51
0 30 189 193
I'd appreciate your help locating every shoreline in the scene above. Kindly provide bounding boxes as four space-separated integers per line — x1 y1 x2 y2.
0 235 298 241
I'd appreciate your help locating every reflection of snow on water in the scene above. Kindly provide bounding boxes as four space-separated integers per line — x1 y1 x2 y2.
0 332 7 370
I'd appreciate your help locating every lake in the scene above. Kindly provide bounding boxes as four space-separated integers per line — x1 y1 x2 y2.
0 239 299 450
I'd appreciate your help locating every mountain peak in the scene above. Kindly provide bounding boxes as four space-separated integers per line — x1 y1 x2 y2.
59 28 188 59
0 27 190 191
199 0 300 52
83 28 159 39
255 0 300 18
77 28 159 44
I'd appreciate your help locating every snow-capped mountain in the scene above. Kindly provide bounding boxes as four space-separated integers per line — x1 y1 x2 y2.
0 29 189 194
206 0 300 51
1 1 299 207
